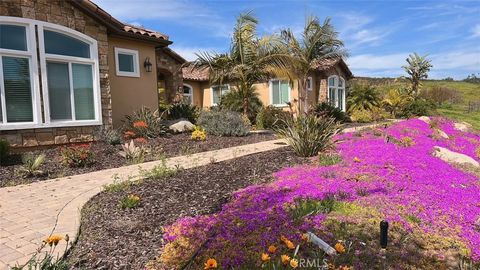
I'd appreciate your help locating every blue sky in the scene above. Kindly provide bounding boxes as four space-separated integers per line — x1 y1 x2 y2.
96 0 480 79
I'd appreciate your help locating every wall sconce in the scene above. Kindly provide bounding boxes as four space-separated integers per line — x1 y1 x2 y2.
144 57 153 72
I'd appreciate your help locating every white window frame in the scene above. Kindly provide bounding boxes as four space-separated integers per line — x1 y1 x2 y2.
182 83 193 104
0 16 102 130
210 84 230 106
269 79 291 107
307 76 313 91
327 75 346 112
114 47 140 78
0 18 41 130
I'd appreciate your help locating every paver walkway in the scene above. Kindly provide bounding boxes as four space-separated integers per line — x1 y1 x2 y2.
0 121 393 269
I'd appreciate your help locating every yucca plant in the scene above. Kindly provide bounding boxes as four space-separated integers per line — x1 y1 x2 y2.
275 114 340 157
119 140 148 164
17 153 46 177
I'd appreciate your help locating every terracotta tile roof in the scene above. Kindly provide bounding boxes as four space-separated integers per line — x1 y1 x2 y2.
182 64 209 81
313 58 353 78
71 0 170 43
123 24 169 40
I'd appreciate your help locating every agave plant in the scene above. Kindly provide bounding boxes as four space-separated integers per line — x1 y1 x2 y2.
119 140 148 164
17 153 46 177
275 114 340 157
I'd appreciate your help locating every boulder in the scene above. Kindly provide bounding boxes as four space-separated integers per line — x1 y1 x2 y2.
434 129 449 139
418 116 430 124
454 122 472 132
433 146 479 167
169 120 195 133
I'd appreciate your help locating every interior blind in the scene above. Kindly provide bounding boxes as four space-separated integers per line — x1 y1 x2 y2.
2 56 33 122
72 63 95 120
47 62 72 120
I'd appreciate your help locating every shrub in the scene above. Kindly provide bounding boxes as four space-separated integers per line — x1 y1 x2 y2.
399 98 436 118
313 102 350 123
275 115 340 157
123 107 168 139
219 88 264 123
349 109 373 123
191 126 207 141
102 128 121 145
61 144 94 167
0 139 10 166
119 194 141 209
167 103 199 123
17 154 46 177
347 83 381 112
256 106 291 130
119 140 148 164
197 110 250 136
420 85 462 105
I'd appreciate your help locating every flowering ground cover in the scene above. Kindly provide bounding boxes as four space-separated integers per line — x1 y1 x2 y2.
151 117 480 269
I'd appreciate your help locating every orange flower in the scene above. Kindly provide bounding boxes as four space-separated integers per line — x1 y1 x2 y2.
338 266 351 270
204 258 217 269
281 254 290 265
290 258 299 268
124 130 136 139
334 243 346 253
285 240 295 250
353 157 361 163
133 121 148 128
134 137 148 144
267 245 277 253
301 233 309 242
261 253 270 262
280 235 288 242
45 235 63 246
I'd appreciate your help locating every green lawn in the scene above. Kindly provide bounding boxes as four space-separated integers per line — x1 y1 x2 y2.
353 78 480 130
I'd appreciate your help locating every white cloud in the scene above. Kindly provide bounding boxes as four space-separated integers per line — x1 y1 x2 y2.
170 46 224 61
472 24 480 38
347 53 408 70
351 29 388 44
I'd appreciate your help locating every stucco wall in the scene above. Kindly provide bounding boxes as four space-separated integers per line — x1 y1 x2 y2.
0 0 111 147
109 37 158 127
183 81 205 108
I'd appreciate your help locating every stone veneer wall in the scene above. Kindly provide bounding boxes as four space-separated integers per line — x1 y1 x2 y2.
0 0 112 147
318 66 349 103
156 48 184 103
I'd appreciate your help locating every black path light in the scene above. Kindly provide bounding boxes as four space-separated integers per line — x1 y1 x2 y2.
380 220 389 249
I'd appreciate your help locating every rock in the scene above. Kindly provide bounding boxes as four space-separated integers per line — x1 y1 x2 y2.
434 129 449 139
55 135 69 145
418 116 430 124
433 146 479 167
454 121 472 132
169 120 195 133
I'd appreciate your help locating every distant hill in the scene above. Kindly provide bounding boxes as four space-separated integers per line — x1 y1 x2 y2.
351 77 480 129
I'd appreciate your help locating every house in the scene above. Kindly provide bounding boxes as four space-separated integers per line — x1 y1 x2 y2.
0 0 184 147
181 58 353 112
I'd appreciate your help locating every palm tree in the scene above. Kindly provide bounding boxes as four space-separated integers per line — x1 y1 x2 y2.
382 87 412 117
347 83 381 112
277 17 348 114
402 53 433 96
194 12 290 117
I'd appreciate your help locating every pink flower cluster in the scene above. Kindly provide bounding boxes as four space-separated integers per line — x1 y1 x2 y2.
162 117 480 267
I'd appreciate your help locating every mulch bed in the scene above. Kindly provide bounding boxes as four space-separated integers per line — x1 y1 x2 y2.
0 133 276 187
66 147 309 270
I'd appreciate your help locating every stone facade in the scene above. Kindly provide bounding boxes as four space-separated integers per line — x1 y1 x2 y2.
0 0 111 147
318 66 350 103
156 48 184 103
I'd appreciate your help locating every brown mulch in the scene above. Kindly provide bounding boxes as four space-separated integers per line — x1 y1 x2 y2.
0 133 276 187
66 147 309 270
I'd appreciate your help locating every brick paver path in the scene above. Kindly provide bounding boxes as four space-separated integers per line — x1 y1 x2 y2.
0 122 392 269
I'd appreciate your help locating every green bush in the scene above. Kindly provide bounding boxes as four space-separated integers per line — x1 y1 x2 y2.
219 88 264 123
0 139 10 166
102 128 121 145
275 114 340 157
399 98 436 118
313 102 350 123
255 106 290 130
119 194 141 209
350 106 390 123
197 110 250 136
167 103 199 123
347 83 381 112
17 154 46 177
61 144 94 167
123 107 168 139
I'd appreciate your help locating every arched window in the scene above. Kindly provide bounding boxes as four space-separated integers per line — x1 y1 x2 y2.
182 84 193 104
0 16 101 130
327 75 346 111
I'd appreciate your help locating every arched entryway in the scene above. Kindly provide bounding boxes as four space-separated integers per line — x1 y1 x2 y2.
157 68 174 106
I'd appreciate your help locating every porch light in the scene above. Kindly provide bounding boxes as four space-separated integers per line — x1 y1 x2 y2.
144 57 153 72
